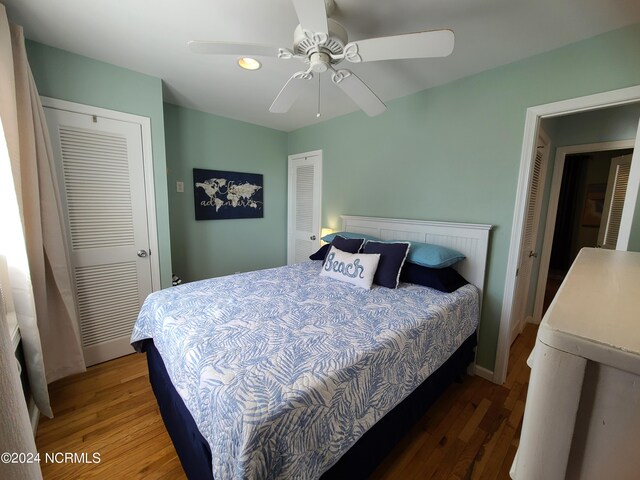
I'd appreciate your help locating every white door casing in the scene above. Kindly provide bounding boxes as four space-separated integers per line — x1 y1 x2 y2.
287 150 322 264
598 154 632 249
496 85 640 385
43 99 159 366
510 132 549 343
617 118 640 250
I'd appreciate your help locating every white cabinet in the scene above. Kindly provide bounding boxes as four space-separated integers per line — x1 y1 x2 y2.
511 248 640 480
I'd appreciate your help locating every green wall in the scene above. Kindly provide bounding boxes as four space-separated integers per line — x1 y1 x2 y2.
287 23 640 371
26 41 173 289
164 104 288 281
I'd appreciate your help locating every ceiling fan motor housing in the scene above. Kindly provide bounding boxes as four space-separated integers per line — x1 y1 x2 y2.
309 51 331 72
293 19 348 63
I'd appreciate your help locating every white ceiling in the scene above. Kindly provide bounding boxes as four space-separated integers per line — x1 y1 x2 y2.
4 0 640 132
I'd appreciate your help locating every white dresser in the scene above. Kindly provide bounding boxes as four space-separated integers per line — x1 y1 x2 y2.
511 248 640 480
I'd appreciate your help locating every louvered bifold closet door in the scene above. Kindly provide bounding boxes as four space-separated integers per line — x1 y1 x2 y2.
511 139 548 343
599 154 632 250
44 108 153 366
288 153 321 264
520 146 545 280
295 164 316 262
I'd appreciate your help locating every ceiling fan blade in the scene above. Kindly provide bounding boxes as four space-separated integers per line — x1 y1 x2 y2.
330 69 386 117
270 71 314 113
188 41 282 58
292 0 328 34
344 29 454 63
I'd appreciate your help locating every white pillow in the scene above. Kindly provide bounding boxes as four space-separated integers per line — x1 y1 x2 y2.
320 246 381 289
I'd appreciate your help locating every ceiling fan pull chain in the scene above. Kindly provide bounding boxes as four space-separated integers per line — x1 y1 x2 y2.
316 75 321 118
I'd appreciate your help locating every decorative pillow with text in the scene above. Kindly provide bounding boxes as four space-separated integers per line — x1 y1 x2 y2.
320 246 380 289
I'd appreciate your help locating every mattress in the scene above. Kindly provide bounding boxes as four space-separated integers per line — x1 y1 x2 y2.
131 261 479 479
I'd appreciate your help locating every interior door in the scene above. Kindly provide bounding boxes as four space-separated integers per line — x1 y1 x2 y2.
44 107 154 366
511 134 550 343
598 154 632 249
287 151 322 264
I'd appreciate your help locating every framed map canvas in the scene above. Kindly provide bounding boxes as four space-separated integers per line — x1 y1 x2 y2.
193 168 263 220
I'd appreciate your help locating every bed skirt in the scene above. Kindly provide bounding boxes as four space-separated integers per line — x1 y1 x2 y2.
142 332 477 479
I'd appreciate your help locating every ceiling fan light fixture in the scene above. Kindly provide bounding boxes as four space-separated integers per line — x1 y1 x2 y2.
191 0 454 118
237 57 261 70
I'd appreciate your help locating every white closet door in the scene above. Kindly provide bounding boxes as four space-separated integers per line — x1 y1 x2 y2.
287 151 322 264
511 136 549 343
598 154 632 250
45 107 153 366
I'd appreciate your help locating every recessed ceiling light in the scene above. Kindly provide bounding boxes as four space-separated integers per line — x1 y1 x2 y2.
237 57 261 71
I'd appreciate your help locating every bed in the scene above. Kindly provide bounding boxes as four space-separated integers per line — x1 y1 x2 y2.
131 216 491 479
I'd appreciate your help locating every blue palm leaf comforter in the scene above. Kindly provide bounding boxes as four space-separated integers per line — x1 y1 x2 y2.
131 261 479 479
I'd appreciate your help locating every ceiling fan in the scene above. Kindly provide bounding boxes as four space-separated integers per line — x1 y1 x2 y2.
188 0 454 117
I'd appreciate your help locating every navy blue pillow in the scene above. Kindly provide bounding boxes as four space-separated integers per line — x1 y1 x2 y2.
330 235 365 254
309 243 330 260
362 241 410 288
322 235 366 264
400 262 469 293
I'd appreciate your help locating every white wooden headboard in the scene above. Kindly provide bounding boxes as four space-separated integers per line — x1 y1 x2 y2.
341 216 492 298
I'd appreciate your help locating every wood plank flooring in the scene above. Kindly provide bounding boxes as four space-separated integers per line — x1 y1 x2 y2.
36 324 537 479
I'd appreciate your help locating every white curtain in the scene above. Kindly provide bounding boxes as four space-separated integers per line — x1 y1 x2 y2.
0 4 85 418
0 285 42 480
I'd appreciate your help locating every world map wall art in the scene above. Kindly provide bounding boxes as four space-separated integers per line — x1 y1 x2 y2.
193 168 264 220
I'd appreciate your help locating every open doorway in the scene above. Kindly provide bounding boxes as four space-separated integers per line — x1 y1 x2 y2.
543 147 634 314
528 102 640 326
496 87 640 385
510 104 639 345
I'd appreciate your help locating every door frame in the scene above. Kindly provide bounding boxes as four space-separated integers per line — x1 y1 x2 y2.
287 149 322 264
531 140 636 326
41 96 161 292
495 85 640 384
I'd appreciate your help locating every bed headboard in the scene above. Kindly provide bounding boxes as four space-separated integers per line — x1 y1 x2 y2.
341 216 492 297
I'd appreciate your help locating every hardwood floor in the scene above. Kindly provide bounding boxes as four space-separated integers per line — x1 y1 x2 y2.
36 324 537 479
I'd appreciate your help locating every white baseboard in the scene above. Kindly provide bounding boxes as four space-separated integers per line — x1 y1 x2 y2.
526 314 542 325
28 397 39 437
473 364 495 382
